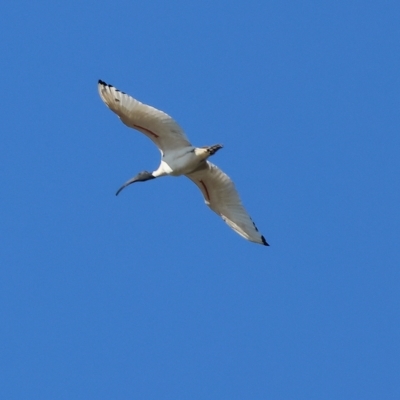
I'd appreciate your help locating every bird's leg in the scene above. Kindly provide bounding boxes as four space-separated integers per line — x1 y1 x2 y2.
194 144 224 161
207 144 223 155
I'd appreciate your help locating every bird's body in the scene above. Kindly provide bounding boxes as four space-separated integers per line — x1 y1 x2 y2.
161 147 202 176
98 79 269 246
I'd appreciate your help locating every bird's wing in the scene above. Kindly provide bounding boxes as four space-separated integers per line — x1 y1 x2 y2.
186 162 268 245
98 80 191 155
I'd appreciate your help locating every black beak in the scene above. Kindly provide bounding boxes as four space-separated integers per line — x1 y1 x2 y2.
115 171 155 196
116 176 140 196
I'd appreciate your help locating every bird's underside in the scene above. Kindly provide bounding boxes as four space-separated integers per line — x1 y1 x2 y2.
98 79 269 246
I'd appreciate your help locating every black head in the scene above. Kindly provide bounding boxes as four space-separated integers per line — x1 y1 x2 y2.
116 171 155 196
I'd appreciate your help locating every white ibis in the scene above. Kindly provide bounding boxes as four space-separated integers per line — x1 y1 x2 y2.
98 80 269 246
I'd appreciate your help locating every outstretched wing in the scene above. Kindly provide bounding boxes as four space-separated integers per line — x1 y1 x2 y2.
186 162 268 246
98 80 191 155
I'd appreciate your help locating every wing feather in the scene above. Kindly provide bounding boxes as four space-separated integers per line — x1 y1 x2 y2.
98 80 191 154
186 162 268 245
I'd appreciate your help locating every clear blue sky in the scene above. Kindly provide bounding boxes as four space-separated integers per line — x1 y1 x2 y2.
1 1 399 398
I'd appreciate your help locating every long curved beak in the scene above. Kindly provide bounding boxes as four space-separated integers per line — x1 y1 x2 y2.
115 171 155 196
115 177 138 196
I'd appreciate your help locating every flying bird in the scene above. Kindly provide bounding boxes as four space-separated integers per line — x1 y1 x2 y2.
98 80 269 246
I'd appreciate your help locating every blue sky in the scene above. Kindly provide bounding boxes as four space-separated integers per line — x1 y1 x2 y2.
1 1 399 398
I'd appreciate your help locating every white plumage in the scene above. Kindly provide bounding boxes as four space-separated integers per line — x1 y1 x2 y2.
98 80 269 246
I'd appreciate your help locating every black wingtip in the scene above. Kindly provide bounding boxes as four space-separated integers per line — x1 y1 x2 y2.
98 79 126 94
261 236 270 246
98 79 113 88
